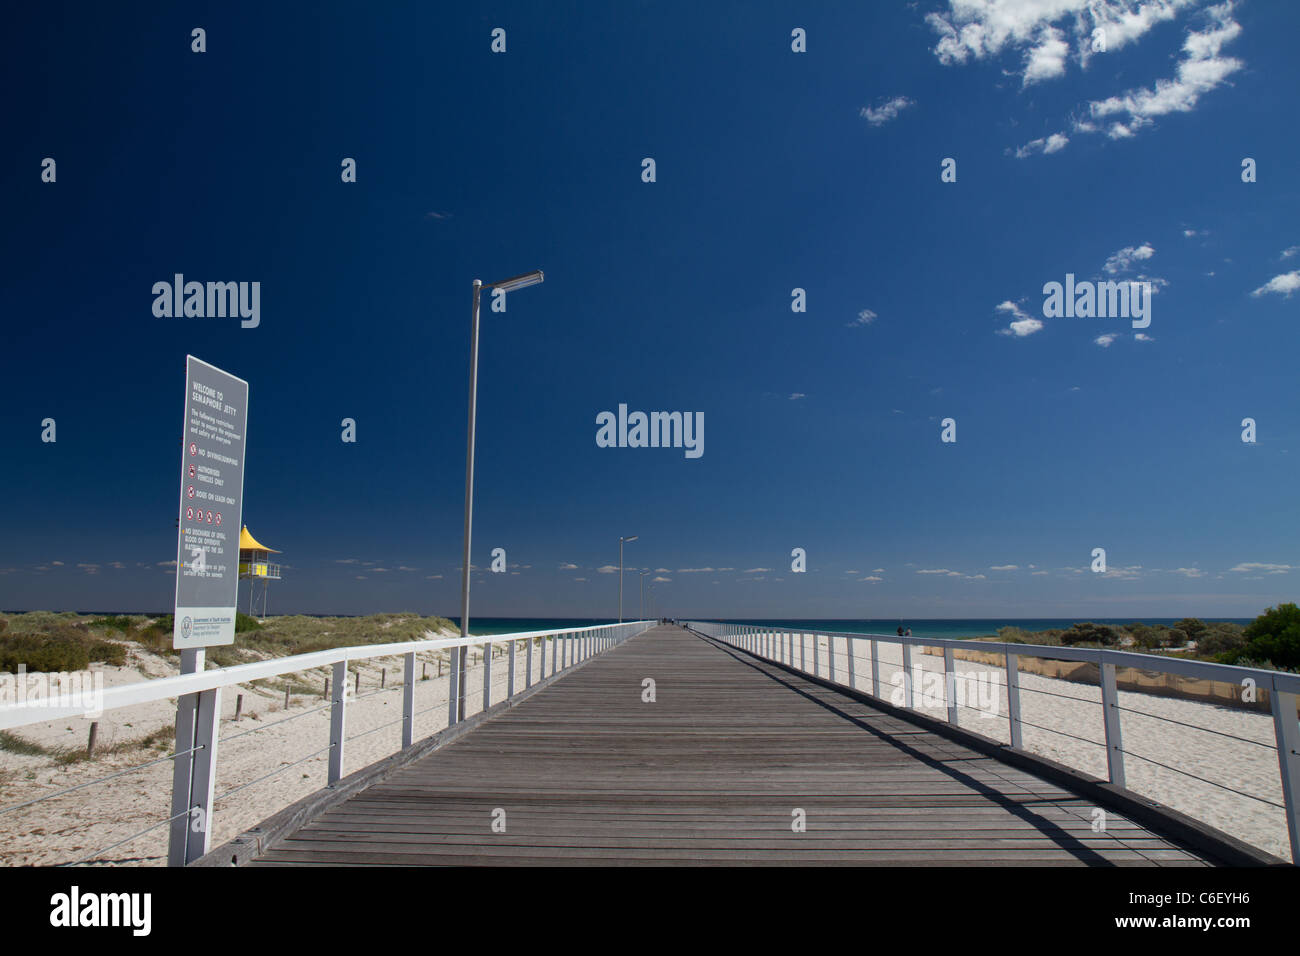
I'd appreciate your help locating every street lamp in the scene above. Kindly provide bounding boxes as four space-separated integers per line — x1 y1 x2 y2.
618 535 638 623
639 570 650 621
455 269 544 722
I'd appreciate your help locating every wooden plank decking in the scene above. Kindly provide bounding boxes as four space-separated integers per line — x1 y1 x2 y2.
249 625 1214 866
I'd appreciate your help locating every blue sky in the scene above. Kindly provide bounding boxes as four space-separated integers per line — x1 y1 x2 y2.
2 1 1297 620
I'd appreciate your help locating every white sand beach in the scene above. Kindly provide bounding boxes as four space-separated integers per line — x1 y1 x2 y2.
0 631 532 866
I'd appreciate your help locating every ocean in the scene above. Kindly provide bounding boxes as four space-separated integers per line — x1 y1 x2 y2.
460 617 1251 639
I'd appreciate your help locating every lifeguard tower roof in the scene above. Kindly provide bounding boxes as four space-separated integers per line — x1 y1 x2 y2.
239 526 280 553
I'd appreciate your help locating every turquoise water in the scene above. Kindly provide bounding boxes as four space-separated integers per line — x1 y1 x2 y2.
460 617 1249 639
708 618 1250 640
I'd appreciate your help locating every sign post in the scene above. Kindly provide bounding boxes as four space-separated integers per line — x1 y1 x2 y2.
168 356 248 865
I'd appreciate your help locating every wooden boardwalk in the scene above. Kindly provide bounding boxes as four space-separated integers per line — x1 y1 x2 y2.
249 625 1214 865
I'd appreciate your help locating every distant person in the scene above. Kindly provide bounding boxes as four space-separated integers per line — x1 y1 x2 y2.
896 625 904 637
905 628 912 637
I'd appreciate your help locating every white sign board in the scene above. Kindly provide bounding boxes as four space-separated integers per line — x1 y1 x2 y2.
173 356 249 649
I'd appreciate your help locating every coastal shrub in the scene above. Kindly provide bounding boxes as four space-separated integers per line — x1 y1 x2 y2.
1060 622 1122 646
1174 618 1207 643
0 625 126 673
1196 622 1246 657
0 633 90 672
88 615 135 633
235 612 262 633
134 617 174 655
0 618 7 633
1222 604 1300 671
997 626 1030 643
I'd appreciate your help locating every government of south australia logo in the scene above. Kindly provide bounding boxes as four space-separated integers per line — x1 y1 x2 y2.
181 616 193 640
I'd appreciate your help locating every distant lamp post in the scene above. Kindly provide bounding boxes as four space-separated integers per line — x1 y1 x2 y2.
456 269 544 722
618 535 638 623
639 570 650 621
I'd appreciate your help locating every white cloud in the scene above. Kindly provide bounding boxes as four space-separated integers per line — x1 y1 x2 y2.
597 565 618 574
1229 562 1292 574
743 567 772 573
916 568 953 575
1282 246 1300 259
994 300 1044 337
1250 271 1300 298
652 576 671 582
789 392 806 400
1023 26 1069 85
1081 4 1243 140
1014 133 1069 158
927 0 1199 80
990 565 1019 571
1094 333 1119 347
872 568 885 573
1134 332 1155 342
861 576 883 582
848 309 878 327
1104 242 1155 274
860 95 915 126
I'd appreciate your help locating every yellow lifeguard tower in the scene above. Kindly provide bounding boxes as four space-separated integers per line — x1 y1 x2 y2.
238 526 281 617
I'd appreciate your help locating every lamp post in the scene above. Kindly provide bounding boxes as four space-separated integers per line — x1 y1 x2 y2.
639 570 650 621
455 269 544 723
618 535 637 623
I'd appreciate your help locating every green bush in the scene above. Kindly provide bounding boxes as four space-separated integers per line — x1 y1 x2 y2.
1060 622 1123 646
1196 621 1246 657
235 612 262 633
1174 618 1207 643
0 624 126 672
88 615 135 633
1222 604 1300 670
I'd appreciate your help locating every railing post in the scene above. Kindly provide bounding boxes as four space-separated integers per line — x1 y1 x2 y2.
184 686 222 864
526 637 534 688
329 660 347 786
482 640 493 710
901 642 914 708
1269 685 1300 863
827 634 836 682
1099 660 1126 788
846 636 855 689
402 651 416 749
943 646 957 724
539 634 547 679
508 640 516 697
813 633 821 678
168 647 203 867
799 632 806 671
447 647 460 726
1006 652 1023 749
870 639 880 698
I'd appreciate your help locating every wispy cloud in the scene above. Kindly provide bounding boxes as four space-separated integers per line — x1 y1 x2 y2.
1104 242 1155 274
994 300 1043 338
847 309 877 327
859 95 914 126
1094 333 1120 347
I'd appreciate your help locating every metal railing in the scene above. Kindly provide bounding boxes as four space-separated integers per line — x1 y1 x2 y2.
0 620 652 866
686 620 1300 864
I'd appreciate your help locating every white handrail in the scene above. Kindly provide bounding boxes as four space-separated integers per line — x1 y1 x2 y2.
0 621 652 730
686 620 1300 865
